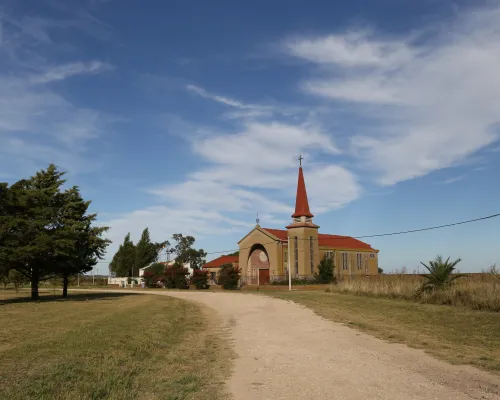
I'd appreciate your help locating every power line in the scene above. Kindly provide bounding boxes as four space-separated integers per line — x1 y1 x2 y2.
203 212 500 256
354 212 500 239
96 212 500 261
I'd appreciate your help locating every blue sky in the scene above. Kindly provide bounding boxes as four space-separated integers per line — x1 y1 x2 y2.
1 0 499 273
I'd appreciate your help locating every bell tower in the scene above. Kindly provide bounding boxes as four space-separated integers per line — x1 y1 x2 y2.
286 156 319 277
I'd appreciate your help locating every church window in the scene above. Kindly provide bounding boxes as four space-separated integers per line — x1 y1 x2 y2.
310 237 314 274
294 218 301 223
370 253 376 259
342 252 348 270
294 236 298 274
325 251 334 259
356 253 363 269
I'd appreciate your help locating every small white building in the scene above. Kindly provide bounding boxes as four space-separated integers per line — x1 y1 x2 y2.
108 261 193 288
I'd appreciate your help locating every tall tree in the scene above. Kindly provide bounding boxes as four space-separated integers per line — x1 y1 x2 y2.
109 233 136 277
135 228 167 272
53 186 110 297
172 233 207 270
0 165 67 300
0 165 110 300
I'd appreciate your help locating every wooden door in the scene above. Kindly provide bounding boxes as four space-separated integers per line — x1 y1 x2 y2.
259 269 270 285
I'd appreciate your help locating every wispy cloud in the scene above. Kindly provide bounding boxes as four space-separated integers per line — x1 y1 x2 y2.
0 6 113 176
30 61 113 84
186 84 274 114
286 4 500 185
442 175 466 185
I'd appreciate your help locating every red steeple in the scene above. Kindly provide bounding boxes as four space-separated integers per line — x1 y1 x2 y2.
292 166 314 218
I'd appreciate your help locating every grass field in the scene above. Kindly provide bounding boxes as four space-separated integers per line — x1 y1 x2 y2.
331 273 500 311
0 290 232 400
266 290 500 373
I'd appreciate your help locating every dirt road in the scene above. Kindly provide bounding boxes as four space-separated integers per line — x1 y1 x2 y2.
116 290 500 399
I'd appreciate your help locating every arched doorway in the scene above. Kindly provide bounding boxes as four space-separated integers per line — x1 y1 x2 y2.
247 244 270 285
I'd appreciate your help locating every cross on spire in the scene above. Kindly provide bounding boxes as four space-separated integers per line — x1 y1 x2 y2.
298 154 303 167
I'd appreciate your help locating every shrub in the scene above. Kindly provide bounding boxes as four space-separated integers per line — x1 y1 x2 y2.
418 255 464 295
315 255 336 284
270 277 318 285
165 262 190 289
218 263 240 290
142 263 167 288
191 269 210 289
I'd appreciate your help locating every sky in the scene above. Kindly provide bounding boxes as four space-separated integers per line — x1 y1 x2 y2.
1 0 499 273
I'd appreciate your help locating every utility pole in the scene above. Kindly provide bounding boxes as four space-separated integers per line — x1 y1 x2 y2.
287 239 292 291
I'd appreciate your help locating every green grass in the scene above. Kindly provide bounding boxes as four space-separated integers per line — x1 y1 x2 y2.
0 291 233 400
266 290 500 373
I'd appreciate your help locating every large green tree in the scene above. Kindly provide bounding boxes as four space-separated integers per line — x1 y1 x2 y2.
53 187 110 297
0 165 67 300
135 228 168 272
0 165 109 300
109 233 136 277
172 233 207 270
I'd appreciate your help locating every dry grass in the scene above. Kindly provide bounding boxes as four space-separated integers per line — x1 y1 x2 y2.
0 290 233 400
331 273 500 311
266 290 500 373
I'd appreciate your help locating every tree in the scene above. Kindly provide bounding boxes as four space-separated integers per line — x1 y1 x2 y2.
135 228 167 272
191 269 210 289
109 233 136 277
218 263 240 290
315 255 335 283
165 262 189 289
0 165 110 300
8 269 25 292
0 165 68 300
0 272 10 290
142 262 166 288
171 233 207 270
378 267 384 274
52 186 110 297
418 255 464 294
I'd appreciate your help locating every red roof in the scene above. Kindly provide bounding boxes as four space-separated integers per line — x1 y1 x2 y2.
262 228 376 251
292 167 314 218
202 255 239 269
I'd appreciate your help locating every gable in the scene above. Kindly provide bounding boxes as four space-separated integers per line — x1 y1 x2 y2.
238 226 282 246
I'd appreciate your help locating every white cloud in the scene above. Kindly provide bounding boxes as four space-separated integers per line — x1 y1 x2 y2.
442 175 466 185
186 84 268 110
287 5 500 185
286 32 415 67
0 9 112 176
30 61 113 84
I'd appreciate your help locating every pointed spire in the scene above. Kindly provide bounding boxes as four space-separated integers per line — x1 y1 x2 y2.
292 166 314 218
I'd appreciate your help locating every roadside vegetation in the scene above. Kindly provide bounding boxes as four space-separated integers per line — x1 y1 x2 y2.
331 259 500 312
0 291 232 400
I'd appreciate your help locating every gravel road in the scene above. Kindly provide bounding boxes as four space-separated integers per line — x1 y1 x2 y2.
115 290 500 399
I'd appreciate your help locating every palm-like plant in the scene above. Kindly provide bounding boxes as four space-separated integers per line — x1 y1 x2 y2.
418 255 464 294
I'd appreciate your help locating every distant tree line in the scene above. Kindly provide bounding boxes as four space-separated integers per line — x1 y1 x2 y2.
109 231 210 289
0 165 110 300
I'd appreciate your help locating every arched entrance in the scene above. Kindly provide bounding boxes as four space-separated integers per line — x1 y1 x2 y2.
247 244 271 285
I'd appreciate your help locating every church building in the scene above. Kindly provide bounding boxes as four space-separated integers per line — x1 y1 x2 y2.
237 164 379 285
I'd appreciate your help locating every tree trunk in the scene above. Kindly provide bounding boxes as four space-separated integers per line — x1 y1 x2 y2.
62 275 68 298
31 272 40 301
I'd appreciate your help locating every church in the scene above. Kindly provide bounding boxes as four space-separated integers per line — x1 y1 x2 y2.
236 164 379 285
